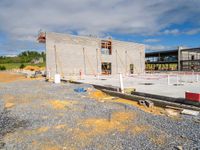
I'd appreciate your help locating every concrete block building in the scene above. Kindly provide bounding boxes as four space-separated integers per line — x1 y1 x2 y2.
38 32 145 79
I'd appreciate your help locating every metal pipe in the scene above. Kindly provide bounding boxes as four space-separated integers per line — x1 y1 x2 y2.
119 73 124 93
54 45 58 74
83 48 86 75
167 75 170 85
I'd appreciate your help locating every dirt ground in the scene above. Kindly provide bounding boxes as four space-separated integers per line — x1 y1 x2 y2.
0 72 25 83
0 72 199 150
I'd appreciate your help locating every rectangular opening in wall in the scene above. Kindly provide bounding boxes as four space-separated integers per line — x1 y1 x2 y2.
101 40 112 55
130 64 134 74
101 62 112 75
191 55 195 60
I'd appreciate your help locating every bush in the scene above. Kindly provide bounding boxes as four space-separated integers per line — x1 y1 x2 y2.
0 65 6 70
20 64 25 69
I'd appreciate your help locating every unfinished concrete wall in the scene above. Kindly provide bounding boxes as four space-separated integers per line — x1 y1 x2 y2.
46 32 145 79
111 40 145 74
46 32 100 78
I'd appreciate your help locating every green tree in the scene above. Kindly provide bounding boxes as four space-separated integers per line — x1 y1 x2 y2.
0 66 6 70
19 64 25 69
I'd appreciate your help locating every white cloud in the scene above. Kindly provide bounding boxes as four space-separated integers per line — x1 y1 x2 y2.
146 44 175 51
185 28 200 35
0 0 200 53
0 39 45 55
1 0 200 38
162 29 180 35
144 38 160 43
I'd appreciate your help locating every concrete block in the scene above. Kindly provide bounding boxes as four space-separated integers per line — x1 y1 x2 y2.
145 100 154 108
181 109 199 116
138 100 146 106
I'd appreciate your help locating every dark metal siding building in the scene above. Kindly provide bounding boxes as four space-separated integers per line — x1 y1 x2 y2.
145 47 200 72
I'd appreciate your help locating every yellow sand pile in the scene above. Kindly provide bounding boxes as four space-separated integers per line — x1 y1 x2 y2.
24 66 41 71
49 100 77 110
89 90 115 102
89 90 109 99
5 102 15 109
71 111 152 148
89 90 165 115
74 111 136 139
115 98 165 115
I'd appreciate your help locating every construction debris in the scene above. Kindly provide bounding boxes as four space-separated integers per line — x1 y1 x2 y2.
124 88 136 94
165 109 180 117
194 119 200 124
174 146 183 150
138 100 146 106
181 109 199 116
145 100 154 108
74 87 87 93
138 100 154 108
25 70 43 78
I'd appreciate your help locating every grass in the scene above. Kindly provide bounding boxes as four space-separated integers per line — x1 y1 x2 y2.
0 63 46 70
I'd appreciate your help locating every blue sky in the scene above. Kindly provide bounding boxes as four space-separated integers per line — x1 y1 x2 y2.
0 0 200 55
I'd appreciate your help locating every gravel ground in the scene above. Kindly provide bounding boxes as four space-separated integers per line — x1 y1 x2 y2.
0 79 199 150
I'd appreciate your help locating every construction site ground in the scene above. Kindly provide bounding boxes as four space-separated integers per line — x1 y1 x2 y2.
0 72 200 150
77 73 200 98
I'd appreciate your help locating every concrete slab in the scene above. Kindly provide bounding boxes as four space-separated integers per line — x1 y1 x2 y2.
74 73 200 99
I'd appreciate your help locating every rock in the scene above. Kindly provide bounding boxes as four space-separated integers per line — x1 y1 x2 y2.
174 146 183 150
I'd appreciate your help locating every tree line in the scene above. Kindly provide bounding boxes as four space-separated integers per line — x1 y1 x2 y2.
0 51 46 64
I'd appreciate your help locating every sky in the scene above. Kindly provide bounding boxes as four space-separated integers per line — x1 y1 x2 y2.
0 0 200 55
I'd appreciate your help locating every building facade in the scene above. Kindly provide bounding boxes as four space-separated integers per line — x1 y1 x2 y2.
145 47 200 72
38 32 145 79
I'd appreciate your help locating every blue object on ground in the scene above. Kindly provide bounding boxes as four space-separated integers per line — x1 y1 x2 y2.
74 88 87 93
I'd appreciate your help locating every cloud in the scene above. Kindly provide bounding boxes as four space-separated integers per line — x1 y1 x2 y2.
0 0 200 53
162 29 180 35
160 27 200 36
0 39 45 55
1 0 200 38
185 28 200 35
144 38 160 43
146 44 176 51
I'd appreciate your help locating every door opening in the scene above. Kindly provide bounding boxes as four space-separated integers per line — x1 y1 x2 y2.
101 62 112 75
